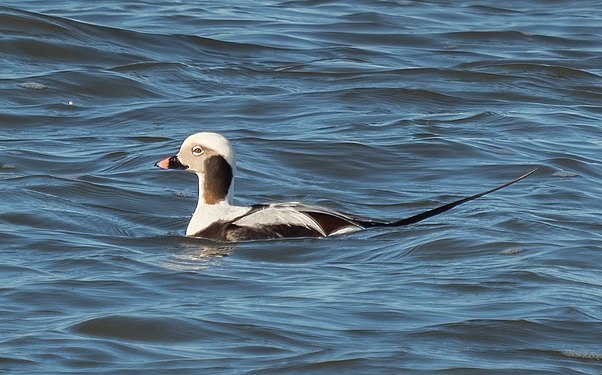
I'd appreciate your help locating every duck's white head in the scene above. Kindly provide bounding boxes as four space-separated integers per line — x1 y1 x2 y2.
156 132 235 205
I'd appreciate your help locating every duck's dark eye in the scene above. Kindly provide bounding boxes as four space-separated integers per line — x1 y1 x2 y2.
192 146 204 156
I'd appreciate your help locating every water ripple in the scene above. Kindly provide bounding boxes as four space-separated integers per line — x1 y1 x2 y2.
1 1 602 374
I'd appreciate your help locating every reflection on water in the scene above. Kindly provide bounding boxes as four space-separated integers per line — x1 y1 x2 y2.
167 241 236 270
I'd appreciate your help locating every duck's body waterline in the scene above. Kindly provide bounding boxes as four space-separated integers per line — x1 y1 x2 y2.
156 132 536 242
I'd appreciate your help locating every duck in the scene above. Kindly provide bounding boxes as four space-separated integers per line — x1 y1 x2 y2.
155 132 535 242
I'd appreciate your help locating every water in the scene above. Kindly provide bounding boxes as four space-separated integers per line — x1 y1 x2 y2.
1 1 602 373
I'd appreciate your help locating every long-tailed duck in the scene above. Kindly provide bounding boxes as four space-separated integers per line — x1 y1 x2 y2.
156 132 535 242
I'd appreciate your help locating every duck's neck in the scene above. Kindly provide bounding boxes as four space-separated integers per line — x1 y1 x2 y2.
197 171 233 206
186 172 245 236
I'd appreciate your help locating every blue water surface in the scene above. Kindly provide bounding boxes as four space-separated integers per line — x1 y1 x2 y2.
1 1 601 373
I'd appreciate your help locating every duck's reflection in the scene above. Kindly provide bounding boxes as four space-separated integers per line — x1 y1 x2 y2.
163 238 236 270
186 243 235 259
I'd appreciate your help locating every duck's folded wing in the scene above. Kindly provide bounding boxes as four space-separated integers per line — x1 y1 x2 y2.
233 203 364 237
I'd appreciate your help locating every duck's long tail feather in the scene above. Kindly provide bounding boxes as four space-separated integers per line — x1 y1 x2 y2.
359 168 537 228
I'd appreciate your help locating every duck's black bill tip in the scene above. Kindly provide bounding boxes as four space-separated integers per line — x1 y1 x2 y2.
155 155 188 170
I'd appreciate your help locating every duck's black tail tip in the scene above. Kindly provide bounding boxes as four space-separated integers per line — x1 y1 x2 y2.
360 167 538 228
